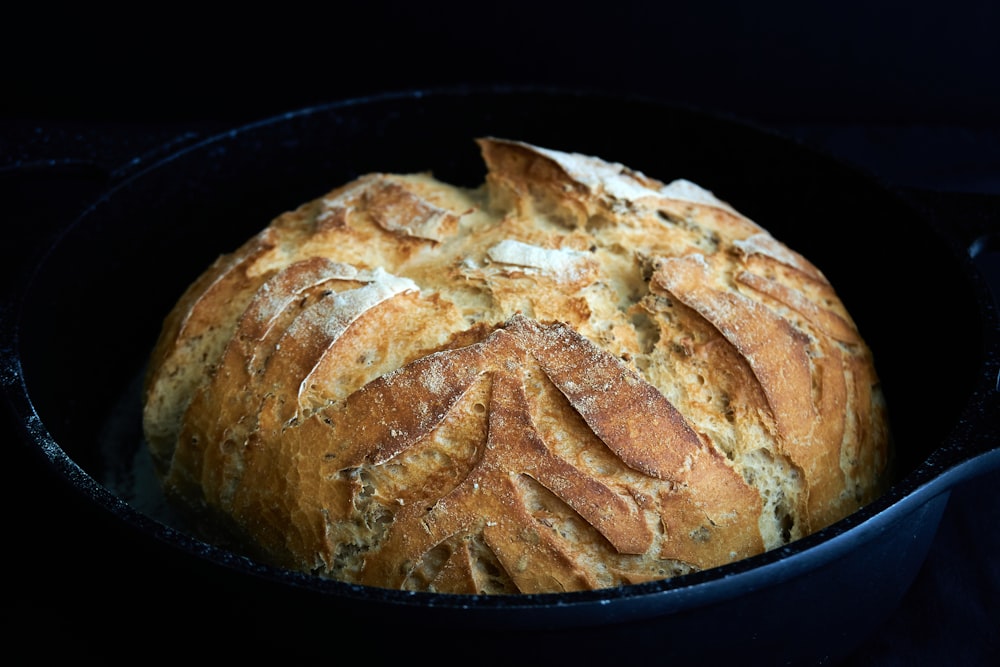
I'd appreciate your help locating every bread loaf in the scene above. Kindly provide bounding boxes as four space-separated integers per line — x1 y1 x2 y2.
142 138 891 594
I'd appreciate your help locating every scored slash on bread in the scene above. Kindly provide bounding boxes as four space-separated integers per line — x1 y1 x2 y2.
142 137 890 594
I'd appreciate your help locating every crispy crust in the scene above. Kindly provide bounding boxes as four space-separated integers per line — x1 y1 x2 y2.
142 138 891 594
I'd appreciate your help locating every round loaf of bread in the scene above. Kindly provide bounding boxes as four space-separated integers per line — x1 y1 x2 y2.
142 138 891 594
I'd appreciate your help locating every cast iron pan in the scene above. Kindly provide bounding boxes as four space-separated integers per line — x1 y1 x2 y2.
3 87 998 664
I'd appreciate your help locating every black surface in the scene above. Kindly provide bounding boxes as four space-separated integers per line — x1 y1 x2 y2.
5 2 1000 127
2 103 997 667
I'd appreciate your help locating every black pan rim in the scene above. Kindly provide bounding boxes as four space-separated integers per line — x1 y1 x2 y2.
3 84 998 616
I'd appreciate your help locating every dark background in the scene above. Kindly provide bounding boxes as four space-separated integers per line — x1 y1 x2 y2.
3 1 998 664
5 1 1000 125
3 1 999 197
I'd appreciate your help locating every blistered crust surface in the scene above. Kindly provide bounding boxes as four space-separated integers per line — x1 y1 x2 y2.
142 138 890 594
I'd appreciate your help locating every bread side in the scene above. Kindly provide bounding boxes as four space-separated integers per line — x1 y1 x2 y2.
142 138 891 593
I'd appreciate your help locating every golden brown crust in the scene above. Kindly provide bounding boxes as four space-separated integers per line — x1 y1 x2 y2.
142 137 891 594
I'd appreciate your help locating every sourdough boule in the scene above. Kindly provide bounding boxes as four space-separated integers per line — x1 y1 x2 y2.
142 137 891 594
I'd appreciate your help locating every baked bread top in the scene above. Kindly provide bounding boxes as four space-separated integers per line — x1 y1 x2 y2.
142 138 890 594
